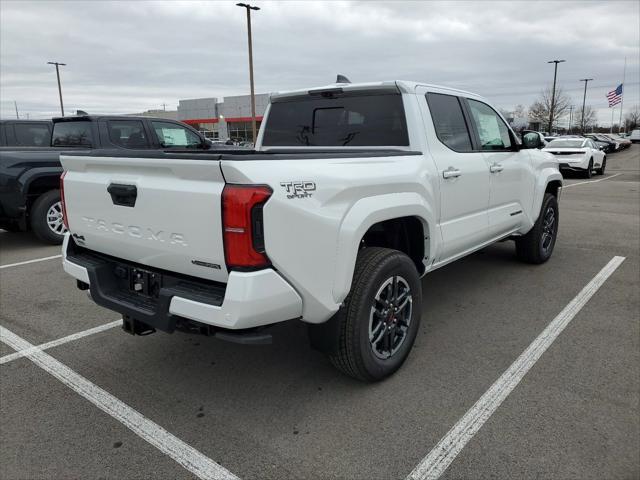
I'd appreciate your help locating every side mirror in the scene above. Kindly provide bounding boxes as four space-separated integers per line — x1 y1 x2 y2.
522 132 542 149
598 145 605 151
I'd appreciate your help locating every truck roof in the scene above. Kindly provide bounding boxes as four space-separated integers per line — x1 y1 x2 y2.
270 80 486 102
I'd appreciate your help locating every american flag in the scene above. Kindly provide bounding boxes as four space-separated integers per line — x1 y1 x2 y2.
607 84 623 107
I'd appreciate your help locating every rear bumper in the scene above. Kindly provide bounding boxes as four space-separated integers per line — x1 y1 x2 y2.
558 158 589 172
62 235 302 331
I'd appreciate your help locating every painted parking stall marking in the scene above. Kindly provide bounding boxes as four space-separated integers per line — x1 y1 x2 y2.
563 172 623 189
406 255 626 480
0 325 239 480
0 254 62 270
0 319 121 365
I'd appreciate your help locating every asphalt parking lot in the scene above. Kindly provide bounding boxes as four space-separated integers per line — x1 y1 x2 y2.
1 145 638 480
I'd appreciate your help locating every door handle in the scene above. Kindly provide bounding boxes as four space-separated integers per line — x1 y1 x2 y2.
490 163 504 173
442 167 462 179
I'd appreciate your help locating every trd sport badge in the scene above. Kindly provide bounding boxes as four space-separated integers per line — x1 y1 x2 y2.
280 181 316 199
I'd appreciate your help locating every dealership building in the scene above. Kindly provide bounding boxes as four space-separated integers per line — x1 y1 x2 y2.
176 93 270 141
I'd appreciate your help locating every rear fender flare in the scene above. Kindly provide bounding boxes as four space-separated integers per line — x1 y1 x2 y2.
332 192 435 304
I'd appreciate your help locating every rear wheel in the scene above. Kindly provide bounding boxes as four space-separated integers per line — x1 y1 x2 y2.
327 247 422 382
596 157 606 175
583 159 593 178
30 189 66 244
515 193 559 264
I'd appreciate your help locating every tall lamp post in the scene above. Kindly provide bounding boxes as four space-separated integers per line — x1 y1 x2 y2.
579 78 593 134
47 61 66 116
547 59 565 134
236 3 260 144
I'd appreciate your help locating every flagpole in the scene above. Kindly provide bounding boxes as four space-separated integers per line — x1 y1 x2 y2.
610 106 615 134
618 57 626 133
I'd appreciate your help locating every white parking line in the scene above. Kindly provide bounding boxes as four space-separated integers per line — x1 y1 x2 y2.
563 172 623 188
0 320 121 365
0 325 239 480
406 255 625 480
0 254 62 270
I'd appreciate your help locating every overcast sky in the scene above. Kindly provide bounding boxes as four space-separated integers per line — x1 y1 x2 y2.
1 0 638 126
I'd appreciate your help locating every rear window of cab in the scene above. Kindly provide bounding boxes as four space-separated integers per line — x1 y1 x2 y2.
262 93 409 147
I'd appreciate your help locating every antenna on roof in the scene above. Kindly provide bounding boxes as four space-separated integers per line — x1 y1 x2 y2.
336 74 351 84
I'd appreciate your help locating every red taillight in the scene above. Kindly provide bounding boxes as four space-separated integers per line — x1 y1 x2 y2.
222 184 272 269
60 171 69 230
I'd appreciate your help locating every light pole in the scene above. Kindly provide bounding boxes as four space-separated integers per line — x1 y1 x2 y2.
236 3 260 144
567 105 573 134
579 78 593 134
547 59 565 134
47 61 66 116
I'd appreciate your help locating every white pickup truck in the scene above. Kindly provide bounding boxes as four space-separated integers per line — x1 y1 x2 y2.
60 80 562 381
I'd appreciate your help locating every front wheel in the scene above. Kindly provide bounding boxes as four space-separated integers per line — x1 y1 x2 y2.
327 247 422 382
30 189 67 244
515 193 559 264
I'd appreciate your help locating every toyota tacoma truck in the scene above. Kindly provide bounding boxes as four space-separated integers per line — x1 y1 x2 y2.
60 80 562 381
0 115 217 242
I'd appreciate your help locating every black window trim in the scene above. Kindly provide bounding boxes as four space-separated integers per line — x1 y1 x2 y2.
425 92 476 154
462 97 516 153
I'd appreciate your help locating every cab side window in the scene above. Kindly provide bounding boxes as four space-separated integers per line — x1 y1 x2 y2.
151 121 201 148
467 99 512 151
108 120 149 148
426 93 473 152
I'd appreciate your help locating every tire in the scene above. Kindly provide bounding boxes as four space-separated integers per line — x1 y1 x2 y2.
596 157 606 175
515 193 559 264
583 159 593 178
327 247 422 382
30 189 66 244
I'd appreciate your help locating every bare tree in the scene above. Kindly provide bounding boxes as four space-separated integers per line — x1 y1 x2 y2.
528 86 571 132
624 105 640 131
575 106 597 131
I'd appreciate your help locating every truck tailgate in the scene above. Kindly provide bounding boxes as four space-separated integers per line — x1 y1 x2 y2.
60 154 228 283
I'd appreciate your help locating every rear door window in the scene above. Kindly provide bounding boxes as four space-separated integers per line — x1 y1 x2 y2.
426 93 473 152
262 93 409 147
108 120 149 148
152 121 202 148
13 123 51 146
52 121 93 147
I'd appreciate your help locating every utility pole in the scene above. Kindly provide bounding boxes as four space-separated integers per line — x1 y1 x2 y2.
547 59 565 134
579 78 593 134
47 61 66 116
236 3 260 144
14 101 19 119
567 105 573 134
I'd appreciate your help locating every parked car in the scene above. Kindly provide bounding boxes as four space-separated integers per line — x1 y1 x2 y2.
630 129 640 143
0 120 52 147
60 80 562 381
584 134 616 153
0 115 225 243
543 137 606 178
602 133 631 149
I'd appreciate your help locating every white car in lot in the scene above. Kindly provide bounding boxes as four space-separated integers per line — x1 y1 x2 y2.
630 129 640 143
543 137 606 178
